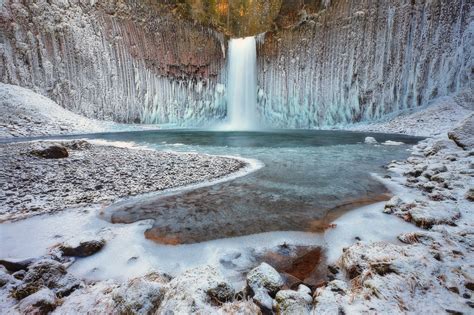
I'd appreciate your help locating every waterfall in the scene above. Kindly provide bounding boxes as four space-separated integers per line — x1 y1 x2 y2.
225 36 259 130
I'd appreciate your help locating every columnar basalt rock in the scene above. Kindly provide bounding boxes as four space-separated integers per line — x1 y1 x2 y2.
0 0 227 125
0 0 472 127
257 0 473 128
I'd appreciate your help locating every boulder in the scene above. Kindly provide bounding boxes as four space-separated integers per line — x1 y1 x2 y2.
247 262 284 295
274 284 312 314
207 282 235 305
364 137 378 144
58 239 106 257
158 266 233 314
17 288 57 314
112 273 168 314
12 259 81 300
31 144 69 159
247 262 284 313
0 258 36 272
448 114 474 150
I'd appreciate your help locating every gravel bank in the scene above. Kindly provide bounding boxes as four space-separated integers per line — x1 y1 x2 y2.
0 140 245 222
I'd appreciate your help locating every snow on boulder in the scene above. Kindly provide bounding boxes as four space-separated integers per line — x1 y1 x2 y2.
364 137 378 144
17 288 57 314
382 140 405 146
246 262 284 313
157 266 235 313
57 239 106 257
112 273 169 314
274 284 312 314
11 259 82 300
448 114 474 150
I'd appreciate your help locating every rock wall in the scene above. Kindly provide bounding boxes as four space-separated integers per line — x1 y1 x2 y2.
0 0 472 127
257 0 473 128
0 0 226 125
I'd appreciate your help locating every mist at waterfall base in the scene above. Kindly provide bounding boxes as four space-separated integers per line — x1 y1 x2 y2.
217 36 259 131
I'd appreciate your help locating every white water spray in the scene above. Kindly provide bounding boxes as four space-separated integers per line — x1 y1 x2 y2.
226 36 258 130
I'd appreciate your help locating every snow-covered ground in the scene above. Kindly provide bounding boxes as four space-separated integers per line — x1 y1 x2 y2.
343 94 473 137
0 83 161 139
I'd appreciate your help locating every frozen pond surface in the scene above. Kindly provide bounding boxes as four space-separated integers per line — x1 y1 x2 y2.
90 130 422 243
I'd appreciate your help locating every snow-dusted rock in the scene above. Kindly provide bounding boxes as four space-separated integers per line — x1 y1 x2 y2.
407 202 461 229
17 288 57 314
11 259 82 300
157 266 233 313
112 273 169 314
246 262 284 312
247 262 284 295
364 136 378 144
274 284 312 314
57 238 106 257
448 114 474 150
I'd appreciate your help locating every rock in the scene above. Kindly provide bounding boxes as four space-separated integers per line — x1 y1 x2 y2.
12 259 81 300
0 258 36 272
364 137 378 144
247 262 285 296
112 273 168 314
465 188 474 201
448 114 474 150
274 284 312 314
31 144 69 159
65 140 92 150
407 203 461 229
17 288 57 314
0 266 14 287
58 239 106 257
247 263 284 313
383 196 403 214
207 282 235 305
158 266 231 313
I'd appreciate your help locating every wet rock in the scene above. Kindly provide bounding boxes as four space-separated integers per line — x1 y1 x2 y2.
448 114 474 150
12 259 81 300
274 284 312 314
364 137 378 144
58 239 106 257
112 273 168 314
0 258 36 272
207 282 235 305
17 288 57 314
31 144 69 159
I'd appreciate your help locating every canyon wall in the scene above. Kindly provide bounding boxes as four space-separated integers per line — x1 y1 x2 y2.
257 0 473 128
0 0 227 125
0 0 472 127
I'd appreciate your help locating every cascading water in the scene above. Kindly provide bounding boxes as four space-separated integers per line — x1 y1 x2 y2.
225 36 259 130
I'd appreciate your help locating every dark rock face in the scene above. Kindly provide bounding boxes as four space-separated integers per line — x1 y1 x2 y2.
58 240 106 257
0 258 36 272
31 145 69 159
